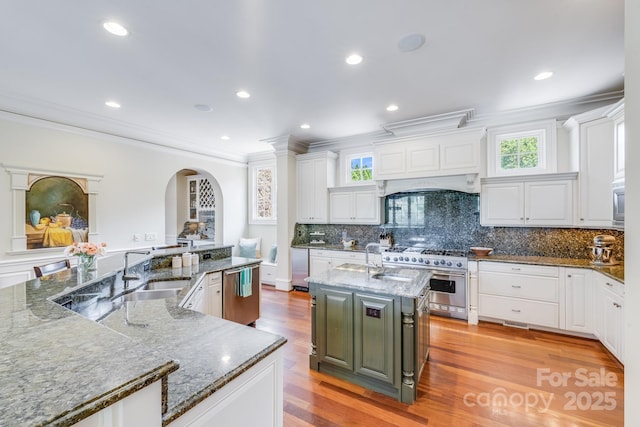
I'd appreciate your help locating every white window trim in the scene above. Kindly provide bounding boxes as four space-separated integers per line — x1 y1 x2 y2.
248 160 277 224
340 149 374 186
487 119 557 177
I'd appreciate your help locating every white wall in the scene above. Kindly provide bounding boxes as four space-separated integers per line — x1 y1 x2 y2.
625 0 639 423
0 113 248 279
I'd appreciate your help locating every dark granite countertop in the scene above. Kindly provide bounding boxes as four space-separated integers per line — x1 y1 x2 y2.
470 254 624 283
306 263 431 299
0 251 286 426
293 244 368 253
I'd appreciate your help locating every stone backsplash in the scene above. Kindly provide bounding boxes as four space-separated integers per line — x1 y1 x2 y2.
291 190 624 261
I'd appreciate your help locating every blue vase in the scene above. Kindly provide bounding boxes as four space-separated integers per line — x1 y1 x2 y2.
29 210 41 227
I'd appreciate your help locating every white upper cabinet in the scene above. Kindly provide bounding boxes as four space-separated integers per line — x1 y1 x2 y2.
480 174 575 226
329 187 382 224
296 151 337 223
607 101 625 182
564 109 615 227
373 128 482 181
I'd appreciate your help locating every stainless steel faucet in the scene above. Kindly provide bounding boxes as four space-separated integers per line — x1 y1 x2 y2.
123 250 151 282
365 242 381 276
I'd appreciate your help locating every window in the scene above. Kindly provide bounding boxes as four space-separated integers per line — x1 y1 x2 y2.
249 161 276 224
347 154 373 184
487 120 557 177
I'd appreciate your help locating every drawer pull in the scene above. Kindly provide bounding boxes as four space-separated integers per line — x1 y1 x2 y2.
613 302 621 308
511 309 521 313
511 268 521 271
512 285 521 289
605 282 613 287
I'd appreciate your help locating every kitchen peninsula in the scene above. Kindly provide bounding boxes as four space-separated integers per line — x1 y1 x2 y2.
0 245 286 426
307 264 431 404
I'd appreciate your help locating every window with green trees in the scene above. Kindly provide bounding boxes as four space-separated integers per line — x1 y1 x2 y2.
349 155 373 182
499 135 539 170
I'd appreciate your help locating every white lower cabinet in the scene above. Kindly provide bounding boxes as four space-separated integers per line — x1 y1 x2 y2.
309 249 366 276
168 349 283 427
180 276 206 313
74 381 162 427
594 273 624 363
564 268 594 334
478 262 559 328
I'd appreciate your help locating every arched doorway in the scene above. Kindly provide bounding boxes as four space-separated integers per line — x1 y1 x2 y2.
164 169 223 245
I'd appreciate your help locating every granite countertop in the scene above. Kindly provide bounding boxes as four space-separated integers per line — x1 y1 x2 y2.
0 252 286 426
305 263 431 298
293 243 368 252
470 254 624 283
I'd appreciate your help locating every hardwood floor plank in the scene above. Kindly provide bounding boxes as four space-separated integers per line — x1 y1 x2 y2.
256 286 624 427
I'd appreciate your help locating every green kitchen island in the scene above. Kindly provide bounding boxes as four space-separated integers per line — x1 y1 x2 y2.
307 263 431 404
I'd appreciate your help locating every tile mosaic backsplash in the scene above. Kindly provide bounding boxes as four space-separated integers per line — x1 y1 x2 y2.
291 190 624 261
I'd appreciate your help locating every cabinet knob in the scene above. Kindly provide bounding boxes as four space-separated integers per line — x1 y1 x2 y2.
567 274 572 278
606 282 613 287
511 309 521 313
525 217 530 220
613 302 621 308
520 217 524 220
580 218 584 221
512 285 521 288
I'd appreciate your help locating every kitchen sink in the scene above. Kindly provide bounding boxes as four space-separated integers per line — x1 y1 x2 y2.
141 280 190 291
124 288 182 302
371 272 414 282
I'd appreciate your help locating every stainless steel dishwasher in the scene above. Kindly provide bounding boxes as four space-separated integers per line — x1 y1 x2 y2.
291 247 309 291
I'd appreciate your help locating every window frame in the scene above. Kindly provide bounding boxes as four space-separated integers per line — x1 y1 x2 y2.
487 119 557 177
343 151 374 186
248 161 277 224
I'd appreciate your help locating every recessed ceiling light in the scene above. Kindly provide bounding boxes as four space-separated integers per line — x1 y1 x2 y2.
194 104 212 112
221 135 230 140
386 104 399 112
345 54 363 65
397 33 426 52
236 90 251 98
534 71 553 81
103 21 128 37
105 100 121 109
300 123 310 129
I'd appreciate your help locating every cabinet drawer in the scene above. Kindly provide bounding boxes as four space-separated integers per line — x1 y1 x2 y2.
310 249 332 258
479 261 558 277
479 294 559 328
261 263 276 284
479 271 559 302
334 252 366 263
598 275 624 298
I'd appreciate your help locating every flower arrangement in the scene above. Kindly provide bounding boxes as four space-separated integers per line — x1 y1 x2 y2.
65 242 107 271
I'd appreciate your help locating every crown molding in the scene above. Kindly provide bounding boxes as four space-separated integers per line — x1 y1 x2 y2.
262 135 309 155
381 109 475 136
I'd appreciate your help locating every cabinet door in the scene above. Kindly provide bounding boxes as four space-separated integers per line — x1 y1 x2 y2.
316 288 354 370
525 180 573 226
578 119 614 226
374 145 406 179
329 192 353 223
406 140 439 174
354 293 396 385
353 190 381 224
309 256 332 276
440 138 480 172
206 272 223 318
480 183 524 225
297 159 315 222
613 117 625 181
601 285 624 362
565 268 594 333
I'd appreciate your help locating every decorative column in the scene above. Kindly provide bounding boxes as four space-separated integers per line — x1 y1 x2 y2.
265 135 308 291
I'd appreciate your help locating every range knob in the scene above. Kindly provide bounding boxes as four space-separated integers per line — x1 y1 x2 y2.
404 256 410 262
440 259 446 265
384 256 391 261
393 257 398 262
411 257 417 262
424 259 430 265
418 258 424 263
456 262 463 268
433 260 439 266
446 261 452 267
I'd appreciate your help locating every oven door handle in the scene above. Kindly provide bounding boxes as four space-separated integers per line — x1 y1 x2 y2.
430 271 466 279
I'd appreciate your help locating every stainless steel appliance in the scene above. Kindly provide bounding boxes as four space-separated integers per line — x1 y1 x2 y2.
382 246 468 320
415 286 431 380
223 264 260 325
291 247 309 291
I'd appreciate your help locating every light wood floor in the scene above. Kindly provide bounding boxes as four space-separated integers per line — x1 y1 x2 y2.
255 286 624 427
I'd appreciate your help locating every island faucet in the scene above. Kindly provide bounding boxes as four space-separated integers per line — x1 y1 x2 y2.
122 250 151 283
365 242 381 276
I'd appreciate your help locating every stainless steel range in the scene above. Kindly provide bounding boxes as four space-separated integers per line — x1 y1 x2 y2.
382 246 468 320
